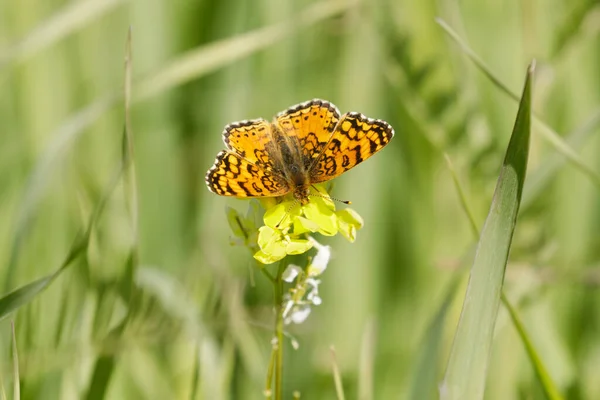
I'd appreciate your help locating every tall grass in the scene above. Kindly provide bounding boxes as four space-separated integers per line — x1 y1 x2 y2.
0 0 599 398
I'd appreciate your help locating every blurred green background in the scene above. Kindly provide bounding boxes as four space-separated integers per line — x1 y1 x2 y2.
1 0 599 398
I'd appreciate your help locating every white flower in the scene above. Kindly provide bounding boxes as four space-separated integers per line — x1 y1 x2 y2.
307 289 322 305
290 338 300 350
282 297 294 320
305 278 322 305
307 237 331 276
287 305 311 324
282 264 303 282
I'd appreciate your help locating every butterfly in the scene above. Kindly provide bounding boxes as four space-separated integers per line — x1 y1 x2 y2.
205 99 394 204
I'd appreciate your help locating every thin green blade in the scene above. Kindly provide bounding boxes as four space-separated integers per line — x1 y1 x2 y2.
441 62 534 400
501 294 565 400
11 321 20 400
409 273 463 400
436 19 600 190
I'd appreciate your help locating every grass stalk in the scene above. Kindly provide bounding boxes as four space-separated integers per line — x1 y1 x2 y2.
331 346 346 400
274 262 286 400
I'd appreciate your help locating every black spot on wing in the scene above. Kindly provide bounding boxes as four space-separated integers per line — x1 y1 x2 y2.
252 182 263 193
342 154 350 168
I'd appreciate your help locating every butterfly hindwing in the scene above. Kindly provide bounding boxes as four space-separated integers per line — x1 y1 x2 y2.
205 151 289 198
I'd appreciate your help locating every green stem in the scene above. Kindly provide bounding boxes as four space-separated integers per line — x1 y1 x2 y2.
260 267 276 284
274 262 285 399
264 346 276 399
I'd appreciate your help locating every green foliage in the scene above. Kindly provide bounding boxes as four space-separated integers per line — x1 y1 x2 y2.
442 62 533 400
0 0 599 398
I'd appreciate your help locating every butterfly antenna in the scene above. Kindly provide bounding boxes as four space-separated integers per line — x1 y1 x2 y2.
275 200 298 229
309 186 351 205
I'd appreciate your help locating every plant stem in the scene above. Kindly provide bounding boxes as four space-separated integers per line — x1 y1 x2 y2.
274 262 285 399
260 267 276 283
264 347 276 399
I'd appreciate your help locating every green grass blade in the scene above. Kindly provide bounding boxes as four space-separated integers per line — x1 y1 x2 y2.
189 343 200 400
0 276 55 322
0 229 86 320
4 93 117 290
409 273 463 400
11 321 19 400
550 0 598 59
84 356 115 400
501 294 565 400
444 117 566 399
135 267 205 338
123 27 139 252
85 33 139 400
436 18 600 190
0 352 6 400
330 346 346 400
134 0 358 102
444 153 480 238
0 0 127 68
522 107 600 211
0 135 125 319
1 28 136 321
84 317 128 400
358 320 375 400
441 62 534 400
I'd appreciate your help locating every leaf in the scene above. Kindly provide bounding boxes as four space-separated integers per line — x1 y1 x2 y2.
0 230 88 321
226 207 248 238
409 273 463 400
11 321 19 400
84 355 116 400
441 62 534 400
0 276 55 322
436 18 600 190
501 294 565 400
444 153 480 238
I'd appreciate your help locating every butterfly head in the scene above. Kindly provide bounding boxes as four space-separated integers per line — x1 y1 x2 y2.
293 185 311 205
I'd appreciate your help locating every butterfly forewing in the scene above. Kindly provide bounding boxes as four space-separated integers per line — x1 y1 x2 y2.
309 112 394 183
223 119 275 171
274 99 340 169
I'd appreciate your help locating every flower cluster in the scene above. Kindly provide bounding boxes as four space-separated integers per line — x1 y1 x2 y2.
253 184 364 264
226 184 364 328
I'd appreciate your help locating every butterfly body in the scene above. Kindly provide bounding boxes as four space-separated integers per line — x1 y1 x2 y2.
205 99 394 204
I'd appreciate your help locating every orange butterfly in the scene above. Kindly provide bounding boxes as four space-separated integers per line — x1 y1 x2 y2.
206 99 394 204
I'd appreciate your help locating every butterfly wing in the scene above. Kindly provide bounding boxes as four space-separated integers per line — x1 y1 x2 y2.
274 99 341 169
205 151 289 198
222 119 276 171
309 112 394 183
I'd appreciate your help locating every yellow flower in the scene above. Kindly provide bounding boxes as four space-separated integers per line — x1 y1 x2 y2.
252 184 364 264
